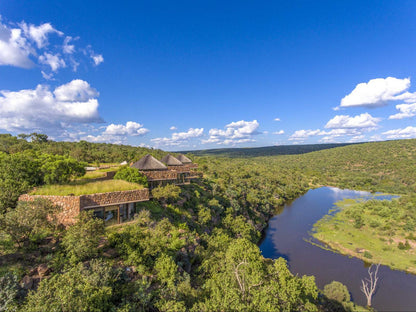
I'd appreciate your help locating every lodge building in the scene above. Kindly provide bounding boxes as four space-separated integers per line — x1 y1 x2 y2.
19 154 200 226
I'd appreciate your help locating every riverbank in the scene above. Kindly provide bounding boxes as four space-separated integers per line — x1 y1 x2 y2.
312 196 416 274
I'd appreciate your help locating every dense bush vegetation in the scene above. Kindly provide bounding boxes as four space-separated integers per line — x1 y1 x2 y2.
1 134 415 311
114 166 148 186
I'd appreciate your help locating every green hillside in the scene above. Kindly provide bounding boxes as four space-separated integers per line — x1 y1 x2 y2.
180 142 355 157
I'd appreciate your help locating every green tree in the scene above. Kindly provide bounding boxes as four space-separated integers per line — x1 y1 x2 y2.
61 211 105 264
23 260 116 312
40 154 86 184
152 184 181 205
114 166 147 186
0 198 61 248
0 272 19 312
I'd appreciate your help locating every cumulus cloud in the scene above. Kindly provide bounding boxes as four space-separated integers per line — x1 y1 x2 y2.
0 79 101 133
382 127 416 139
91 54 104 66
151 128 204 147
170 126 177 131
80 122 149 144
203 120 260 145
39 52 66 71
20 22 63 48
339 77 416 108
0 18 103 77
273 130 285 135
274 117 281 121
63 36 75 54
325 113 381 129
389 103 416 120
104 121 149 136
289 129 322 141
0 22 33 68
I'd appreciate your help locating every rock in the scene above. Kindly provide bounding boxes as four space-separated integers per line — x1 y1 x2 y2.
37 264 51 278
21 275 34 290
103 248 119 258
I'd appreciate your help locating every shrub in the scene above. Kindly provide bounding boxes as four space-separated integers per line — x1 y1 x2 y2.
62 211 105 264
23 260 116 312
0 272 19 311
363 251 373 259
114 166 147 186
0 198 62 248
323 280 351 302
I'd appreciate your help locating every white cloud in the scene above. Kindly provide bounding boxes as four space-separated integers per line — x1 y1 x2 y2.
80 122 149 145
204 120 260 145
388 103 416 119
0 80 101 133
54 79 99 102
340 77 416 108
0 19 102 76
289 129 322 141
20 22 63 48
63 36 75 54
274 117 281 121
382 127 416 139
104 121 149 136
0 23 33 68
39 52 66 71
92 54 104 66
325 113 381 129
273 130 285 135
151 128 204 147
170 126 177 131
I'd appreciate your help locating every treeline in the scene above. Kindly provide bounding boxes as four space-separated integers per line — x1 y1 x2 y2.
3 134 414 311
0 133 167 163
181 143 355 158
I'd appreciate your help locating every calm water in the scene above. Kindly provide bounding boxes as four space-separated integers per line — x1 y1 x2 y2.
259 187 416 311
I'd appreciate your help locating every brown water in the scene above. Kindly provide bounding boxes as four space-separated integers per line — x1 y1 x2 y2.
259 187 416 311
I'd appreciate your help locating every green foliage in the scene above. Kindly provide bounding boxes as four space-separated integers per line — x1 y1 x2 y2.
152 184 181 202
23 260 116 312
62 211 105 264
0 272 19 312
39 154 86 184
114 166 147 186
0 198 61 248
363 251 373 259
323 281 351 302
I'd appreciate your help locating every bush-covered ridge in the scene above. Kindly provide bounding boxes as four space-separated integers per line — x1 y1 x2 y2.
1 135 415 311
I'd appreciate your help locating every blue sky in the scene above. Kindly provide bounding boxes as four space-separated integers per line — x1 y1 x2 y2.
1 1 416 150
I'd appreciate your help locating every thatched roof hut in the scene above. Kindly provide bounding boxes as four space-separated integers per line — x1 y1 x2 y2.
176 154 192 164
161 154 183 166
131 154 167 171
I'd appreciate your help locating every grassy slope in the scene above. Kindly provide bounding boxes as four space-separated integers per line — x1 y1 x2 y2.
312 198 416 273
30 180 143 196
182 142 354 157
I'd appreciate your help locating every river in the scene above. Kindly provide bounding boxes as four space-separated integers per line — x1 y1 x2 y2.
259 187 416 311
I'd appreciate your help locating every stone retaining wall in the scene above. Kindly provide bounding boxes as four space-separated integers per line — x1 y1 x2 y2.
18 194 81 225
18 188 150 225
141 170 177 181
80 189 149 208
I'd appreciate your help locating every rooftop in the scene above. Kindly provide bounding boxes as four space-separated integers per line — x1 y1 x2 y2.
29 180 144 196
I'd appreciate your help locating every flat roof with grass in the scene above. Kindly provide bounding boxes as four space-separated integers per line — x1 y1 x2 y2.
30 180 144 196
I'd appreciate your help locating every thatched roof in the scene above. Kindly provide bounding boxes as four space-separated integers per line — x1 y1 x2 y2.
161 154 183 166
131 154 167 171
176 154 192 164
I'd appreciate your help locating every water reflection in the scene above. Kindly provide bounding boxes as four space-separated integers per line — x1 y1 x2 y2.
259 187 415 311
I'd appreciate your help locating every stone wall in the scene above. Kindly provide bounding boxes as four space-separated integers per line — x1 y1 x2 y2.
141 170 177 181
169 166 190 172
18 194 81 225
80 189 149 208
18 188 150 226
